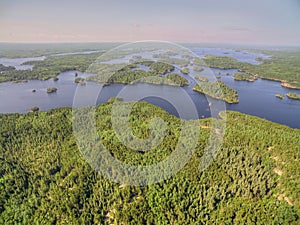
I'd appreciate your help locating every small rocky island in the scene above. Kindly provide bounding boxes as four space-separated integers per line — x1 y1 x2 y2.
75 77 86 85
286 92 300 100
47 87 58 94
29 106 39 112
275 94 284 99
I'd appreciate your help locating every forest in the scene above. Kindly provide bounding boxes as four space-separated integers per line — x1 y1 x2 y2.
203 50 300 89
0 53 103 83
0 100 299 224
193 80 239 104
233 73 258 82
0 64 15 72
88 61 189 87
0 43 117 58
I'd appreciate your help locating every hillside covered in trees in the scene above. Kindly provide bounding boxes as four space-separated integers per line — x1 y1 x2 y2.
0 100 299 224
203 50 300 89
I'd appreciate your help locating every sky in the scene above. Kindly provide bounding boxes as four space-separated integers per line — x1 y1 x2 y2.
0 0 300 45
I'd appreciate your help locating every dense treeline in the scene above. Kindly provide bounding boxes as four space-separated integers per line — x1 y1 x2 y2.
0 64 15 72
203 50 300 89
165 73 189 86
0 53 102 83
193 80 239 103
149 62 174 75
233 73 258 82
0 43 117 58
90 62 188 87
0 101 299 224
194 75 209 82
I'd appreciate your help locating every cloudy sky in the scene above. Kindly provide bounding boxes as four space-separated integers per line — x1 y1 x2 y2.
0 0 300 45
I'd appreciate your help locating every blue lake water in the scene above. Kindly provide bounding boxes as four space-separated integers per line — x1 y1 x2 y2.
0 49 299 129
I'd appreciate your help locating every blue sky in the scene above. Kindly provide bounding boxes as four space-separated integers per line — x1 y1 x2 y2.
0 0 300 45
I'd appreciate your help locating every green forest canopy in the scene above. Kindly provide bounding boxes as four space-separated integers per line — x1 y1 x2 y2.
193 81 239 104
203 50 300 89
0 100 299 224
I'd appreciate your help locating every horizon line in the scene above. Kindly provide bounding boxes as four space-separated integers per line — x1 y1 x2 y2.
0 41 300 48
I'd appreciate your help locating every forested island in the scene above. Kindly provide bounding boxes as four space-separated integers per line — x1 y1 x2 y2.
89 61 189 87
193 80 239 104
46 87 57 93
74 77 86 85
233 73 258 82
0 100 298 224
194 75 209 82
276 94 284 99
286 92 300 100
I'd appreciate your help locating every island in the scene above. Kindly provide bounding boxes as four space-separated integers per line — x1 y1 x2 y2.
180 67 189 75
47 87 58 93
275 94 284 99
193 66 204 72
193 80 239 104
165 73 189 86
29 106 39 112
75 77 86 85
234 73 258 82
286 92 300 100
88 61 188 87
194 75 209 82
149 61 174 75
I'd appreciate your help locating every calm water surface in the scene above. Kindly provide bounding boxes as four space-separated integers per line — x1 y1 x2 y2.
0 49 299 129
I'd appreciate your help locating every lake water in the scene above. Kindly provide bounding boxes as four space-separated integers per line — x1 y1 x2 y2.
0 49 299 129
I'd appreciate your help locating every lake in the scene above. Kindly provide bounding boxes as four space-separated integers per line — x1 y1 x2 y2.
0 48 299 129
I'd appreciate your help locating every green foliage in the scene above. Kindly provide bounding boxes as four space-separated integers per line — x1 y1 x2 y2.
165 73 189 86
0 102 299 224
180 67 189 75
74 78 85 84
234 73 258 82
0 53 102 83
0 64 15 72
0 42 116 58
276 94 284 99
194 75 209 82
149 62 174 75
193 66 204 72
46 87 57 94
204 50 300 89
29 106 39 112
193 81 239 103
286 92 300 100
89 62 187 87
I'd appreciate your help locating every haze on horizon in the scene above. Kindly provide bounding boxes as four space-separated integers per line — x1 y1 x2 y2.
0 0 300 46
